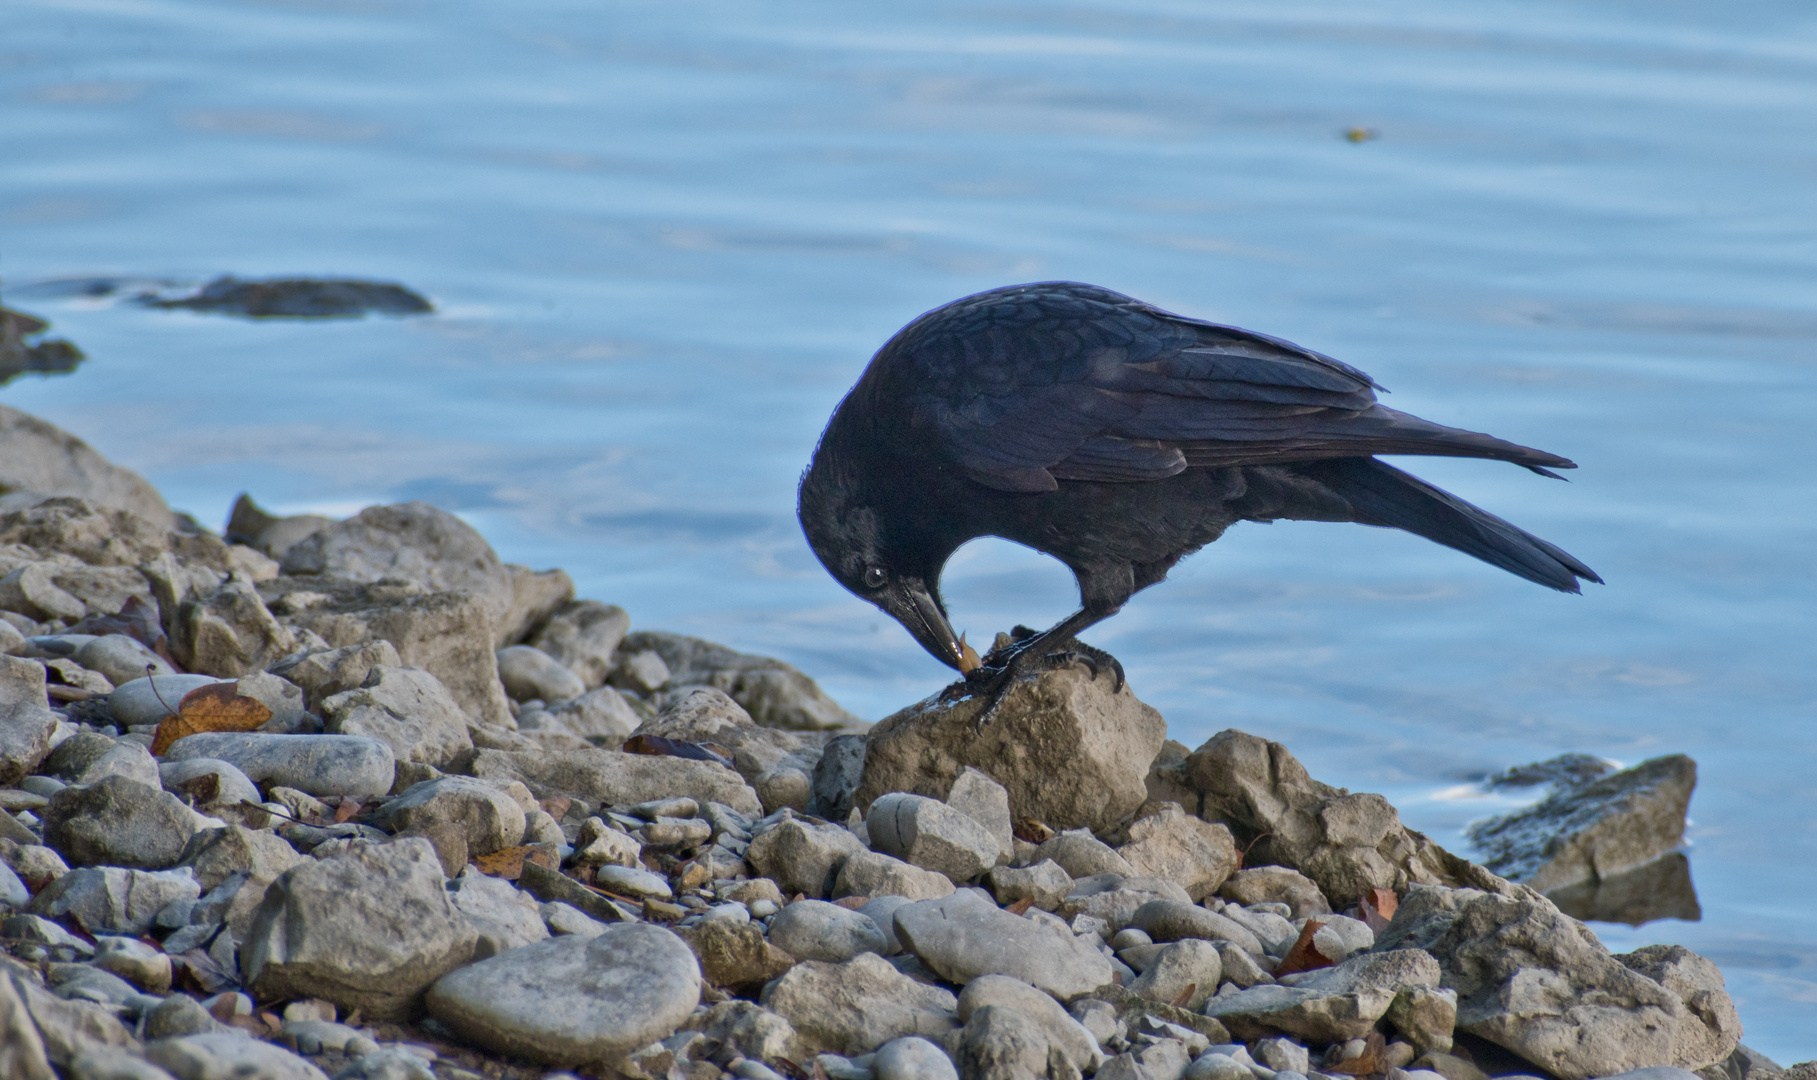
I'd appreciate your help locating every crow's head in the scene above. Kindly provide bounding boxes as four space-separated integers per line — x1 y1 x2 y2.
798 438 967 672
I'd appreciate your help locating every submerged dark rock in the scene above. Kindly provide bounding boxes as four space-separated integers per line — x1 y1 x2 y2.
142 275 432 318
0 305 84 385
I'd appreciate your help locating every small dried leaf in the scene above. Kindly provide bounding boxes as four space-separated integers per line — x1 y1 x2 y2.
151 683 272 756
1325 1032 1385 1075
540 796 572 820
470 845 557 880
333 800 362 824
621 733 733 768
1006 897 1036 916
832 895 869 911
1169 982 1198 1008
1359 887 1398 934
1273 919 1334 977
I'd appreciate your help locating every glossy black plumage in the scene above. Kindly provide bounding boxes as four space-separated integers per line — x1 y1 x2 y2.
798 282 1599 677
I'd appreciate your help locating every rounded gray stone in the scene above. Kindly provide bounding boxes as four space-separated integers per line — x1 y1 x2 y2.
163 732 395 797
768 900 889 963
874 1036 959 1080
108 674 232 726
594 863 673 900
425 923 701 1067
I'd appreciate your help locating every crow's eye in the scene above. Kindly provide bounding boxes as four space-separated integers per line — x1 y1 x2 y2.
863 567 888 589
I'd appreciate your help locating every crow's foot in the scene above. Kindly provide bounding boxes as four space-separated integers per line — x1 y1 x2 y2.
962 630 1124 728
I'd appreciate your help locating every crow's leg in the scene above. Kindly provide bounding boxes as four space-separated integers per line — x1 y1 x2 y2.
964 605 1121 727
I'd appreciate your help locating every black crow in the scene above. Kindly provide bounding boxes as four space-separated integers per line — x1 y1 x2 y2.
798 282 1599 691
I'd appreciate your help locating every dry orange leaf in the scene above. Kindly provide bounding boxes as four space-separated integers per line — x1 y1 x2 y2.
1272 919 1334 977
1359 887 1397 934
470 845 557 880
1006 897 1036 916
151 683 272 756
1324 1032 1386 1075
1169 982 1198 1008
333 800 362 824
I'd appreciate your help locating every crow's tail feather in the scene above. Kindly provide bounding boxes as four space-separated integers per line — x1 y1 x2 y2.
1306 456 1602 593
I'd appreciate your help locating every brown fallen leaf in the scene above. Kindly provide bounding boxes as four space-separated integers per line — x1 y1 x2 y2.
1006 897 1036 916
540 796 572 821
151 683 272 756
832 895 869 911
1169 983 1198 1008
620 733 734 768
333 800 362 825
1273 919 1334 977
470 845 557 881
1012 818 1055 844
1359 887 1398 934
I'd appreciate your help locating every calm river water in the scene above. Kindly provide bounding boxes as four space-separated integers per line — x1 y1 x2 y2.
4 0 1814 1056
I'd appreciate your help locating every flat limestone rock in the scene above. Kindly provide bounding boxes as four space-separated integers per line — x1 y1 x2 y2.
465 746 761 817
764 952 959 1056
164 732 395 798
322 664 473 768
1467 755 1697 893
621 630 860 731
41 775 208 870
425 923 700 1067
1204 948 1440 1042
855 665 1167 834
0 404 173 527
893 892 1113 1001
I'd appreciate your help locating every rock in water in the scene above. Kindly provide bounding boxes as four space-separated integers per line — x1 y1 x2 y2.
142 275 432 318
242 837 479 1020
425 924 700 1067
1466 754 1697 893
855 664 1166 834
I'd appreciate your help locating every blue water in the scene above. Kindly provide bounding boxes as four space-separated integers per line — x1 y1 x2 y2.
4 0 1814 1056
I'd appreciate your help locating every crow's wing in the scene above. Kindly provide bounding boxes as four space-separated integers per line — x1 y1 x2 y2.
887 282 1571 492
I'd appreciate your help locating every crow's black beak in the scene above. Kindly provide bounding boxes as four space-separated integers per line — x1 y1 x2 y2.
883 577 965 670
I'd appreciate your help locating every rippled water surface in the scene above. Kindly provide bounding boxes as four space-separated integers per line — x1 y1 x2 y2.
5 0 1815 1055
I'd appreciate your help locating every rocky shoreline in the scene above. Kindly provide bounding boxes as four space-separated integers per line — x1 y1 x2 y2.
0 401 1804 1080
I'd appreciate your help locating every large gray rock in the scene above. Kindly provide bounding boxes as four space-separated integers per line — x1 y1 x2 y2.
1467 755 1697 893
0 654 58 787
106 675 230 727
875 1037 959 1080
446 868 551 955
498 564 574 648
985 860 1073 911
1128 939 1222 1011
321 664 473 767
1374 884 1739 1079
622 630 860 730
1617 945 1744 1074
529 600 630 688
1034 829 1137 879
957 974 1105 1076
638 688 821 785
175 825 305 890
894 891 1113 1000
856 665 1166 834
531 685 642 743
269 640 401 712
834 849 958 901
1127 900 1263 956
164 732 395 797
27 865 201 935
946 767 1015 864
272 580 512 729
426 924 700 1067
279 501 515 634
0 562 85 622
1116 804 1239 902
1059 875 1195 933
1168 729 1490 906
957 1005 1052 1080
746 811 866 898
0 496 170 568
463 746 762 816
1203 948 1440 1041
173 575 296 678
378 776 527 856
867 793 1004 883
42 732 160 788
41 776 207 869
1218 867 1331 920
242 837 479 1020
74 633 172 686
764 952 959 1056
0 404 174 527
768 900 889 962
495 645 585 703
